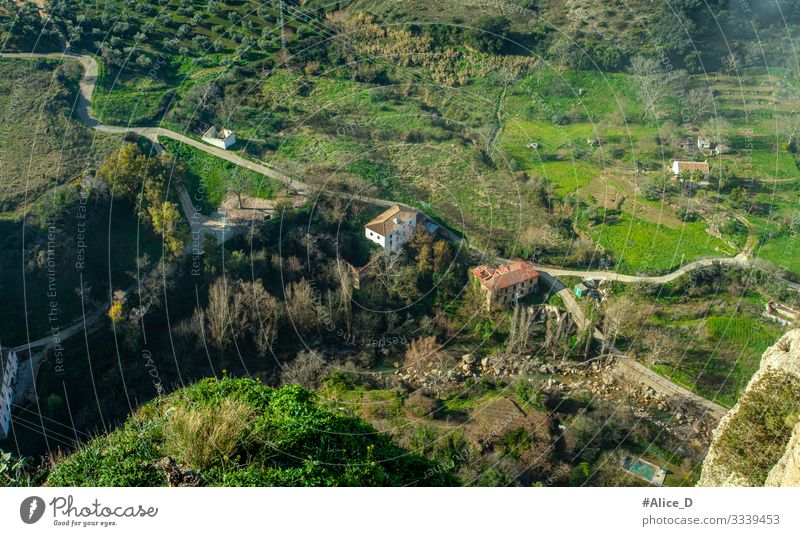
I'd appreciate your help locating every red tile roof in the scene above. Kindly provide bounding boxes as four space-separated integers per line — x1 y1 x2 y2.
673 161 709 173
471 262 540 291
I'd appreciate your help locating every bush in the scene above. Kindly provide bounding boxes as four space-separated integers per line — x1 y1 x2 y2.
676 208 698 222
164 399 252 470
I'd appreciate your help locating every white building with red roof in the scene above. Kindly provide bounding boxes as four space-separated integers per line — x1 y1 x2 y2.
672 160 709 178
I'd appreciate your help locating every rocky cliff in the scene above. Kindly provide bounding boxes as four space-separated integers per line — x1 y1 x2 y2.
699 329 800 486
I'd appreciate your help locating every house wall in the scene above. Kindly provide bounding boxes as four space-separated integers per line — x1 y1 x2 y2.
0 350 18 439
385 215 416 252
365 214 417 252
365 228 386 248
484 277 539 309
202 133 236 150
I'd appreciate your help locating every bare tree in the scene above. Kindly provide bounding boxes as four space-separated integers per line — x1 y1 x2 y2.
237 279 281 353
685 88 715 124
628 55 679 121
280 350 328 389
603 296 644 344
544 306 573 359
507 304 536 353
284 278 318 335
334 260 353 331
206 277 231 348
371 249 417 302
130 256 179 320
404 335 441 370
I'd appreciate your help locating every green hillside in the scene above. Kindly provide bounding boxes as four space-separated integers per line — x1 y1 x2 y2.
45 377 457 486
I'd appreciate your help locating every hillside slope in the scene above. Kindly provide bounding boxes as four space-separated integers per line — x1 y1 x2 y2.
45 378 457 486
699 329 800 487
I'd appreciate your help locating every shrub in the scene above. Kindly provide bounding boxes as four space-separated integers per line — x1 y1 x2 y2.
164 399 252 470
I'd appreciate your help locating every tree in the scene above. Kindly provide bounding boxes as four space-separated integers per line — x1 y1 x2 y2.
96 143 148 198
203 234 220 275
628 56 679 121
722 52 741 74
206 277 231 348
432 241 451 273
507 304 536 353
416 243 433 273
147 200 187 257
640 173 675 201
548 36 586 69
602 296 645 346
729 187 748 209
465 16 510 54
280 350 328 389
685 88 715 124
284 278 318 335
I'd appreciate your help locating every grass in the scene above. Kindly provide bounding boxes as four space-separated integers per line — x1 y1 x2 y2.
588 212 733 273
758 235 800 275
92 70 174 126
650 310 782 408
705 315 778 351
161 138 278 214
0 58 118 212
164 399 252 470
733 149 799 180
45 378 457 486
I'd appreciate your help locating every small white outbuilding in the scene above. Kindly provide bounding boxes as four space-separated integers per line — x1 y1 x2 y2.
202 126 236 150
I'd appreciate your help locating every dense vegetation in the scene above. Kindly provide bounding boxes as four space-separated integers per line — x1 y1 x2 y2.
2 0 800 487
45 377 457 486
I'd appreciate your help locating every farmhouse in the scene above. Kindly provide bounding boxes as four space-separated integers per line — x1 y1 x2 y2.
672 160 709 178
202 126 237 149
470 262 540 309
364 205 419 253
0 348 18 440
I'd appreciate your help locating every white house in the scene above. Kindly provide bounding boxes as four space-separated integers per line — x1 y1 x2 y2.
672 160 709 178
697 137 713 150
364 205 418 253
202 126 236 149
0 348 19 440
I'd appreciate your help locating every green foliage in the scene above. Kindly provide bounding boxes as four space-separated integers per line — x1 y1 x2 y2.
46 378 457 486
497 427 533 460
676 208 698 222
1 451 34 487
465 16 511 54
706 316 777 352
569 461 591 486
515 378 545 411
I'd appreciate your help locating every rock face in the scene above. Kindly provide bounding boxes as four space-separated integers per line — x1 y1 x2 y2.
699 329 800 487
